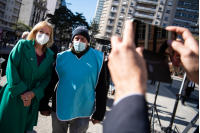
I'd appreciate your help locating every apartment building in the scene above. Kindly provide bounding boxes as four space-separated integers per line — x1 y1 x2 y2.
0 0 22 39
18 0 47 27
95 0 199 46
94 0 105 24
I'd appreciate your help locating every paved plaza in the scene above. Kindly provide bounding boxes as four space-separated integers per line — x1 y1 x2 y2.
0 73 199 133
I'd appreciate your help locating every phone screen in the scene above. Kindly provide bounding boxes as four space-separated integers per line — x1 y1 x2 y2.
132 19 177 83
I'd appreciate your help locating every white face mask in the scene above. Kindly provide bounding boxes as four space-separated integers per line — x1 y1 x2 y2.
73 41 86 52
36 33 49 45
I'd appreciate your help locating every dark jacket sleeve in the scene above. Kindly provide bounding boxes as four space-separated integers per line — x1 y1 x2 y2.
92 62 108 121
103 95 150 133
39 63 59 111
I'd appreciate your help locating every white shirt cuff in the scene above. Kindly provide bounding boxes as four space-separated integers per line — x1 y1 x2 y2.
113 93 143 106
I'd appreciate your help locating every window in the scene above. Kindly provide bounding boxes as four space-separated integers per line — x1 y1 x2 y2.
110 13 115 17
5 15 7 18
165 17 168 20
150 14 153 16
131 3 134 6
163 23 166 27
159 7 162 11
166 9 170 13
108 20 113 24
168 2 172 5
129 10 132 13
157 15 160 18
111 7 117 11
107 27 112 30
118 22 121 25
121 9 125 12
155 22 158 24
116 29 119 33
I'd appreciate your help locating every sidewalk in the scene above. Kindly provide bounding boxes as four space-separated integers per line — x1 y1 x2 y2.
0 76 198 133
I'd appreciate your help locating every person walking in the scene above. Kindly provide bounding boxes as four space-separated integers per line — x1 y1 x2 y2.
3 37 7 48
39 26 108 133
0 21 54 133
181 76 195 105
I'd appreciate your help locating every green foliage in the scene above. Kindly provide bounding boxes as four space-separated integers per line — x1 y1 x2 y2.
89 19 99 48
46 6 89 43
11 21 32 32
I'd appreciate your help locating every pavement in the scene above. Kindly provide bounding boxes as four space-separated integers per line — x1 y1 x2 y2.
0 43 14 55
0 73 199 133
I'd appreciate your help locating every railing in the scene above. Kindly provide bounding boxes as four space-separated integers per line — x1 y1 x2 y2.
110 10 117 13
109 16 115 19
174 15 198 21
0 6 5 11
106 30 112 33
176 8 199 14
137 0 157 5
134 13 154 19
136 6 156 12
107 23 113 26
0 0 7 2
112 2 118 6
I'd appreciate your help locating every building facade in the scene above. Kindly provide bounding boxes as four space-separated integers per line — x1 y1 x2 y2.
18 0 47 27
95 0 199 45
0 0 22 40
94 0 105 24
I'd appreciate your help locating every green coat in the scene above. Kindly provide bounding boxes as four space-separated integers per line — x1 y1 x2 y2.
0 40 54 133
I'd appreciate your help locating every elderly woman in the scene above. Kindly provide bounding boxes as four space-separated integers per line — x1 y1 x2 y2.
22 31 30 39
0 21 54 133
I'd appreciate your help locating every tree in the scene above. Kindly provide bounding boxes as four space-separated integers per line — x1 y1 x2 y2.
89 19 99 48
11 21 33 32
46 6 89 44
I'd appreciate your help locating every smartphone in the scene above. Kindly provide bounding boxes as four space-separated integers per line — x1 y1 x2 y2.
132 19 177 83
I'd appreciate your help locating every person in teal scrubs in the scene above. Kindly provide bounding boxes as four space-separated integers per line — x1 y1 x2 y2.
39 26 108 133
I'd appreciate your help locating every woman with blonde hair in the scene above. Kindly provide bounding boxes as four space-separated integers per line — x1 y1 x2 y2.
0 21 54 133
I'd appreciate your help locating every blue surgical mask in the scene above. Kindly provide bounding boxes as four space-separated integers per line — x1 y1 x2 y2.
73 41 86 52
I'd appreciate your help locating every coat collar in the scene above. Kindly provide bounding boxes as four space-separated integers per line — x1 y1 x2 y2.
23 40 54 78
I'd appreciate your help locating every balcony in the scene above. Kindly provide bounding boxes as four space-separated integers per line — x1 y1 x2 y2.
107 23 113 26
177 4 199 10
173 20 198 27
119 16 124 19
0 0 7 4
137 0 157 5
0 6 5 12
112 2 118 6
110 10 117 13
14 5 20 10
109 16 115 20
122 2 127 5
106 30 112 33
174 15 198 22
15 0 22 3
176 8 199 15
135 6 156 13
189 28 199 33
12 12 18 17
134 13 154 20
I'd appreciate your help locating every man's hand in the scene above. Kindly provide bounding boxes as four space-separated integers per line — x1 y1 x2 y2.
166 26 199 84
108 20 147 101
90 118 100 125
40 109 52 116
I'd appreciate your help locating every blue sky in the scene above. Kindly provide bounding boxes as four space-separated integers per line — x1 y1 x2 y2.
62 0 98 24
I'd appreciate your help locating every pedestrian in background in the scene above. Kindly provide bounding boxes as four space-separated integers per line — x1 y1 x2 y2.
3 37 7 48
22 31 30 39
0 21 54 133
181 76 195 105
